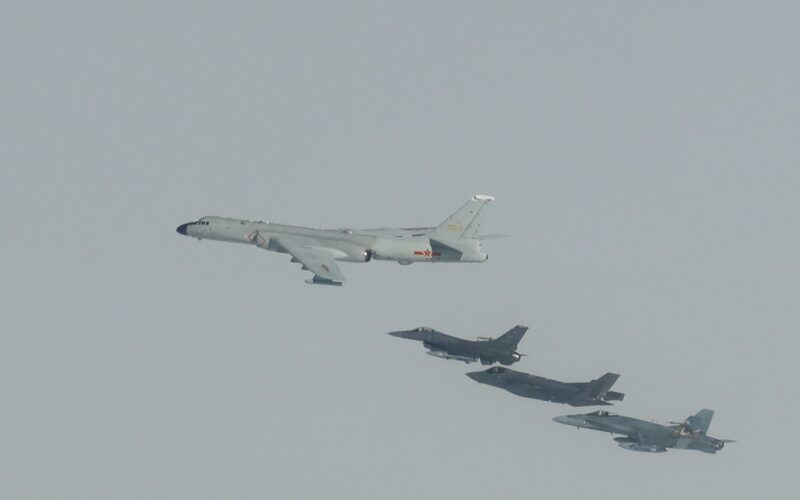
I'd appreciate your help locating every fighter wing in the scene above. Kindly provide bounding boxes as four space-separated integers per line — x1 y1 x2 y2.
270 235 346 285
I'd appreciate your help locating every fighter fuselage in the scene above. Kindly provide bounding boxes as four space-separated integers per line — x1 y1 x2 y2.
467 367 624 406
388 328 523 365
553 412 729 453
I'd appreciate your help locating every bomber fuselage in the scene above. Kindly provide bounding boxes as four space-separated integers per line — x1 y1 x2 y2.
177 216 488 264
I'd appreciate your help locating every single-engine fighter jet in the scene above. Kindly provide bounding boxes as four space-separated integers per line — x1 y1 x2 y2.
467 367 624 406
176 195 496 285
387 325 528 365
553 409 735 454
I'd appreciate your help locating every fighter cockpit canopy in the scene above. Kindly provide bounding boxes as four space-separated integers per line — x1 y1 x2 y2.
486 366 508 374
587 411 615 417
415 327 434 333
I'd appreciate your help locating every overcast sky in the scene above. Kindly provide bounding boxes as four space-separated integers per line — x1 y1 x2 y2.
2 2 798 499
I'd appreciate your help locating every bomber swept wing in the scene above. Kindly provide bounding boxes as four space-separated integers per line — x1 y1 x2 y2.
269 235 346 285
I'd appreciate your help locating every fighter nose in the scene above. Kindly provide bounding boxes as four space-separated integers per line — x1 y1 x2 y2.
386 331 406 338
465 372 483 382
176 223 189 235
552 415 579 426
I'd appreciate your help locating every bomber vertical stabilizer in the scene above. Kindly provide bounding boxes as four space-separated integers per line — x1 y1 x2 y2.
429 194 495 239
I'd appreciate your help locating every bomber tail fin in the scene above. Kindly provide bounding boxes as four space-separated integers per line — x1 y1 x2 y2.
492 325 528 350
429 195 495 239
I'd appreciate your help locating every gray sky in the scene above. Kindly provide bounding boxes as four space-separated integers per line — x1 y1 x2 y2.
2 1 798 499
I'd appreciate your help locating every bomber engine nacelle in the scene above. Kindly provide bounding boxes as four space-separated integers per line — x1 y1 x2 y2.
614 437 667 453
337 249 373 262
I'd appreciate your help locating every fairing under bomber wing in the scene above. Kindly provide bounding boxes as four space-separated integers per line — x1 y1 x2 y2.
269 235 346 285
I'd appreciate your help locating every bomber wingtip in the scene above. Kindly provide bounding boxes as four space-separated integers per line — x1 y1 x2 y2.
472 194 495 202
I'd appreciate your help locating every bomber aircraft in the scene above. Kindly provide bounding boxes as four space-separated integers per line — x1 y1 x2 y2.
176 195 496 285
467 367 624 406
387 325 528 365
552 409 734 453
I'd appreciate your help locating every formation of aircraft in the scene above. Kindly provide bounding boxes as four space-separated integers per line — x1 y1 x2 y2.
467 367 624 406
176 194 732 454
387 325 528 365
176 194 495 285
553 409 735 454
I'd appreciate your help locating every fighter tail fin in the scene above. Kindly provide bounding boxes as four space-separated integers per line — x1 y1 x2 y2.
492 325 528 350
584 373 621 399
686 409 714 435
429 195 495 239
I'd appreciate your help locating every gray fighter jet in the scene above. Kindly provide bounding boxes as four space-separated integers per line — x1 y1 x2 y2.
553 409 734 453
176 195 496 285
467 367 624 406
387 325 528 365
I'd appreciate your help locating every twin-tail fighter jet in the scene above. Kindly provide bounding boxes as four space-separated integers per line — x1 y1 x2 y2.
552 409 734 453
176 195 496 285
387 325 528 365
467 367 624 406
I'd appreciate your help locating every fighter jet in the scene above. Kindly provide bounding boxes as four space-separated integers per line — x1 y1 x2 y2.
176 195 496 285
553 409 734 453
387 325 528 365
466 367 624 406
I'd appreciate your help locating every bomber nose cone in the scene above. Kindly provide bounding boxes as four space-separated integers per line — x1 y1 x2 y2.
176 223 189 235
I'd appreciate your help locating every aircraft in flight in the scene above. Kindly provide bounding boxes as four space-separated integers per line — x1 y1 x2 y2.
387 325 528 365
176 195 496 285
552 409 734 453
466 367 624 406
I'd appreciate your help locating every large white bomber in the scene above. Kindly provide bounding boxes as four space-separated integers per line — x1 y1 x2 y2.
176 195 496 285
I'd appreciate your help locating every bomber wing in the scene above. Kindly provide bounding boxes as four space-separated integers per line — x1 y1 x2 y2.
270 235 346 285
